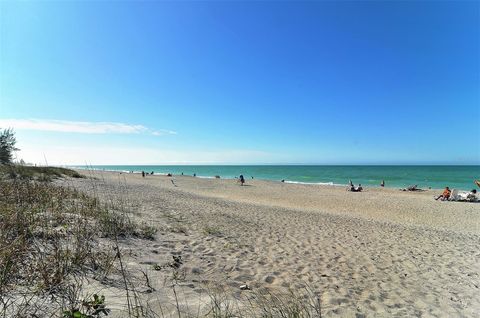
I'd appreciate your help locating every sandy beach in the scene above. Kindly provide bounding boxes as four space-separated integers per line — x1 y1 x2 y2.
60 170 480 317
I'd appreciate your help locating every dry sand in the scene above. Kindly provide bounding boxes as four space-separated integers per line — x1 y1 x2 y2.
61 170 480 317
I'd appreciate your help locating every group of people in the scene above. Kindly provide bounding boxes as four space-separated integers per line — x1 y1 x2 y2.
435 186 478 202
141 171 154 177
137 172 479 202
348 180 363 192
347 179 386 192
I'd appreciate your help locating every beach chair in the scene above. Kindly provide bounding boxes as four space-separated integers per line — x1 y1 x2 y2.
448 189 459 201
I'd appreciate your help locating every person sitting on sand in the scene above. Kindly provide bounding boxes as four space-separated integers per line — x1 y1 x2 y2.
348 184 363 192
435 187 451 201
239 174 245 186
467 189 478 201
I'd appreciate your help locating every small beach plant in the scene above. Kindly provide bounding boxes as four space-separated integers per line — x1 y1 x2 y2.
63 294 110 318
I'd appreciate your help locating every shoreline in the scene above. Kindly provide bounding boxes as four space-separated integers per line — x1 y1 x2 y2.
72 166 470 192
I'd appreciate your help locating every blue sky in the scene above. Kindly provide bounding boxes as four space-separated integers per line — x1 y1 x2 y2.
0 1 479 165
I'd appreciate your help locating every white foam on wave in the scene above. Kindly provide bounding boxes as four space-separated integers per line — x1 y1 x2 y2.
284 180 346 187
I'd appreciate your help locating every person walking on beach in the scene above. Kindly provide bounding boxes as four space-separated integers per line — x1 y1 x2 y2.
381 180 385 187
142 171 145 178
239 174 245 186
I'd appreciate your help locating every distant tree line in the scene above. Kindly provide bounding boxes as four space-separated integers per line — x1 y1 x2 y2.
0 128 19 164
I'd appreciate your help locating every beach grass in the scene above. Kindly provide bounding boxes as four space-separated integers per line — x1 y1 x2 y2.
0 166 154 317
0 164 84 181
0 167 327 317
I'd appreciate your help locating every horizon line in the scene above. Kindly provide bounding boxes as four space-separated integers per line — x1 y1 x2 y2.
63 163 480 166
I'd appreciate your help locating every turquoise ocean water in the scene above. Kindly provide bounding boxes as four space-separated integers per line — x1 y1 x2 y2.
73 165 480 191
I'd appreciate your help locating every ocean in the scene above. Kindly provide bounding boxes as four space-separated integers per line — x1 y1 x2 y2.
72 165 480 191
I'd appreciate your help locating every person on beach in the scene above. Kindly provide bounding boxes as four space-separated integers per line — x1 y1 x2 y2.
348 184 363 192
142 171 145 178
435 187 451 201
239 174 245 186
381 180 385 187
402 185 418 191
467 189 477 201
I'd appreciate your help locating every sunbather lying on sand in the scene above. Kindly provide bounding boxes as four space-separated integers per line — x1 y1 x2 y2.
401 185 424 191
449 189 478 202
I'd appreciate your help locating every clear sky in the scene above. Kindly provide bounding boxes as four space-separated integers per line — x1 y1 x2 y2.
1 1 479 165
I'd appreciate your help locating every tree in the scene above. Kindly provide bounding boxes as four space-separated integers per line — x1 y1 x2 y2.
0 128 19 164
